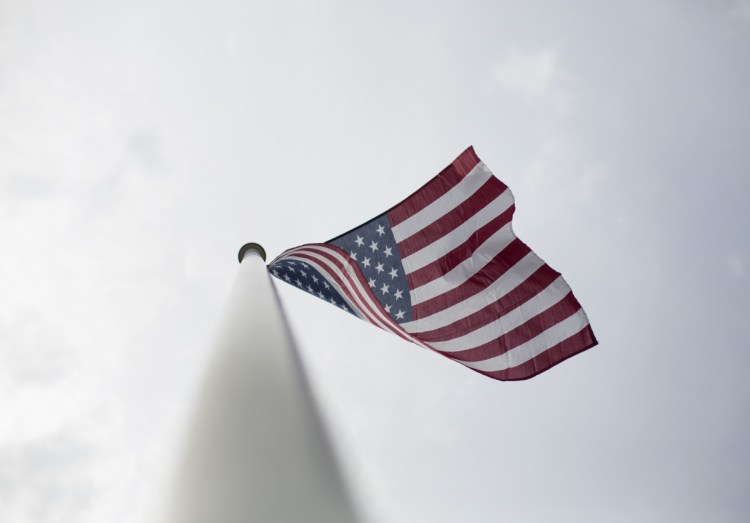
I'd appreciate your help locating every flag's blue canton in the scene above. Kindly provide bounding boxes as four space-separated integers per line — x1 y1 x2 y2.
270 260 357 317
330 216 413 323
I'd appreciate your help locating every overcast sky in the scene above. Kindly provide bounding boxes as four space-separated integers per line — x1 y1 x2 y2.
2 1 750 521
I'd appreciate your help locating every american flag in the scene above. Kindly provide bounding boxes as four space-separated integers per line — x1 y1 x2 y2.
269 147 597 380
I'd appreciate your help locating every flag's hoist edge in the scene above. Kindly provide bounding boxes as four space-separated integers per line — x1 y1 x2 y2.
269 147 597 381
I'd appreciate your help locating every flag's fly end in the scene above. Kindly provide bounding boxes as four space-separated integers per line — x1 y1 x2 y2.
238 242 267 263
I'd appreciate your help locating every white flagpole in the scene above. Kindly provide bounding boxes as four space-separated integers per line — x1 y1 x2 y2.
166 243 360 523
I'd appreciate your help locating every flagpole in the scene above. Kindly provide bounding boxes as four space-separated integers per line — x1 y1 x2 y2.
166 243 360 523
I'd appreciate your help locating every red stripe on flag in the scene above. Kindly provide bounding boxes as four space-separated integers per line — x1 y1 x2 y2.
411 238 532 320
477 325 598 381
434 292 581 362
388 147 480 227
405 204 515 289
395 177 507 258
414 264 562 342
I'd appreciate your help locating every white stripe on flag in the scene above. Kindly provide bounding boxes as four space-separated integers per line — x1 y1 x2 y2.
409 222 516 306
391 162 492 242
400 251 545 334
428 276 572 352
400 189 515 275
454 309 591 372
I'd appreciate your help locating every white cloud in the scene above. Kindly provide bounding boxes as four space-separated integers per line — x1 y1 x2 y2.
731 0 750 21
492 47 558 97
727 251 747 278
490 46 574 118
512 136 607 226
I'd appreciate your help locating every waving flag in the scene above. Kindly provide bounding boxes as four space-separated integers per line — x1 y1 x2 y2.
269 147 597 380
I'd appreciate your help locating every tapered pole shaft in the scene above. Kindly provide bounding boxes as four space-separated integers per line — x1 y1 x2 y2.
166 243 359 523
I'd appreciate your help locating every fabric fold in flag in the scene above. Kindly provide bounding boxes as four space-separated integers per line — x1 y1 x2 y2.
269 147 597 381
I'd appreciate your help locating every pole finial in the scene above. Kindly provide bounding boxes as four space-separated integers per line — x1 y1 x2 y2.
238 242 267 263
